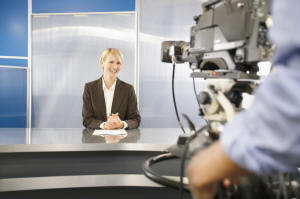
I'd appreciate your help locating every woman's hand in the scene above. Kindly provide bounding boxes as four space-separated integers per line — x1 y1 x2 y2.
104 113 124 129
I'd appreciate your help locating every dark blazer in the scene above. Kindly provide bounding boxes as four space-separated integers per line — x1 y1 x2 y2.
82 78 141 129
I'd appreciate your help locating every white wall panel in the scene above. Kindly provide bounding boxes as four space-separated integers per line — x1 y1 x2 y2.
32 13 135 127
138 0 206 128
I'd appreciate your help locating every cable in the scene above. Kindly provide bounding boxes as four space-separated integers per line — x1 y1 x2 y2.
143 125 215 199
143 128 201 191
179 125 208 199
192 72 201 107
143 152 186 189
179 135 195 199
172 62 186 134
192 73 209 126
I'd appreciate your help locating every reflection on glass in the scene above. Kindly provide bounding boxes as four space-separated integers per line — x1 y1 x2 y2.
0 128 26 144
81 128 140 143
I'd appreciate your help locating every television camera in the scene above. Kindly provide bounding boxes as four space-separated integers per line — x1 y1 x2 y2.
162 0 272 136
162 0 272 78
143 0 300 198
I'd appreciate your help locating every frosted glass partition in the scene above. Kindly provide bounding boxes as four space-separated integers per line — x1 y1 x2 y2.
138 0 206 128
32 14 135 127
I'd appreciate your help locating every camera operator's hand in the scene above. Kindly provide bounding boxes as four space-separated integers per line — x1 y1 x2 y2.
187 141 249 199
188 182 217 199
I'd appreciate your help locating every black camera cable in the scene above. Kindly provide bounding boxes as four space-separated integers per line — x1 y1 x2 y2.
172 62 186 134
142 116 199 191
179 116 207 199
192 69 208 125
192 70 201 108
179 134 196 199
142 121 216 199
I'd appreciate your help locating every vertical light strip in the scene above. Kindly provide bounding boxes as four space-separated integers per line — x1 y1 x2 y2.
27 0 32 132
26 128 31 144
134 0 140 105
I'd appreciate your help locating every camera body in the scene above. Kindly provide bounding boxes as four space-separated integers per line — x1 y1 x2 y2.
162 0 273 136
162 0 272 79
145 1 300 198
156 1 300 198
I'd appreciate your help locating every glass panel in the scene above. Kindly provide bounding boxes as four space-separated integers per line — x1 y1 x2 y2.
139 0 206 128
32 14 135 127
0 128 26 144
0 58 27 67
0 68 27 127
32 0 135 13
0 0 28 56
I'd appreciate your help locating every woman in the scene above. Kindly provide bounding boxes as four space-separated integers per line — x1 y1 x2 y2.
82 48 141 130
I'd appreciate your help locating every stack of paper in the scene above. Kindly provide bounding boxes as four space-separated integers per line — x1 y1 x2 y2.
93 129 127 136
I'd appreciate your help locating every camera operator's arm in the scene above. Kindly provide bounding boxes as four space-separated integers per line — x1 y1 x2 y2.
188 62 300 199
187 141 249 199
188 0 300 198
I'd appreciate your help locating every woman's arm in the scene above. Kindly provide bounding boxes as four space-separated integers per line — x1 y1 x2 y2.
82 84 105 129
124 86 141 129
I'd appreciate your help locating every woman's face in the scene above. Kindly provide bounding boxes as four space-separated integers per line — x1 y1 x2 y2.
101 53 122 79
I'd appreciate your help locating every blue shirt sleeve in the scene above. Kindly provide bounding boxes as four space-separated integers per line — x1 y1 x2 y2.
220 0 300 174
221 61 300 174
269 0 300 66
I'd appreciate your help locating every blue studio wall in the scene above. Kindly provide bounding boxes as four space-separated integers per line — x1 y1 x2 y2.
0 0 134 127
0 0 28 57
0 0 28 127
32 0 135 13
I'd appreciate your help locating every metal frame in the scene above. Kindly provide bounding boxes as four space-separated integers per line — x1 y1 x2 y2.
32 11 135 16
134 0 140 103
0 174 161 192
0 56 28 59
0 65 27 69
27 0 32 129
26 128 31 144
0 143 169 153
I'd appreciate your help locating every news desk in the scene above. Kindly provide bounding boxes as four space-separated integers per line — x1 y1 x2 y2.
0 128 191 199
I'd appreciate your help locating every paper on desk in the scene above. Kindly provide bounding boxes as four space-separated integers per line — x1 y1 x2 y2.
93 129 127 136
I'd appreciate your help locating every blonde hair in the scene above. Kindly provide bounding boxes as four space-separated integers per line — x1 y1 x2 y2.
100 48 123 63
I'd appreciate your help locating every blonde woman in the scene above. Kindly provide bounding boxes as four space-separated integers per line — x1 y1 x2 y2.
82 48 140 130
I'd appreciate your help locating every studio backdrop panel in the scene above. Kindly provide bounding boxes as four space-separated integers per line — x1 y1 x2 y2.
32 13 135 127
138 0 206 128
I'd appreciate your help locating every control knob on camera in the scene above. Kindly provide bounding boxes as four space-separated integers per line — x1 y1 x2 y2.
197 91 211 105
